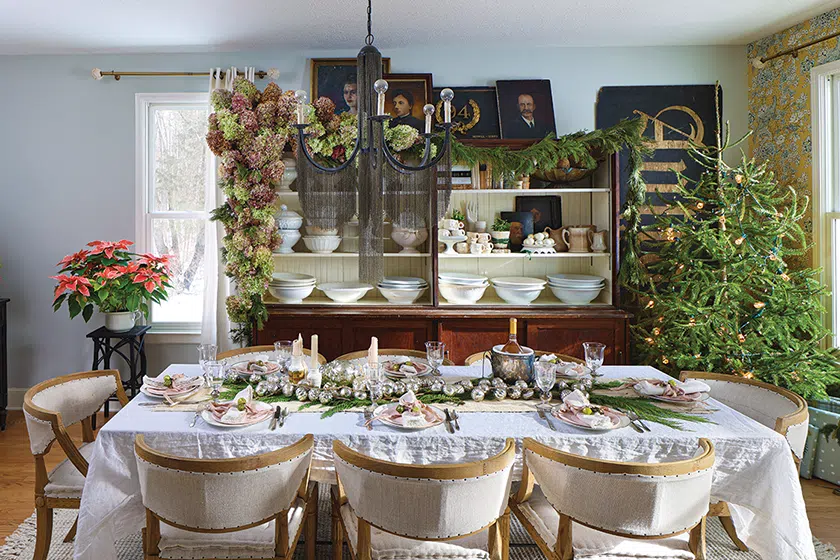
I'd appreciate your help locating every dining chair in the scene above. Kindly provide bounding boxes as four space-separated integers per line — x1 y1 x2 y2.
23 369 127 560
134 433 316 560
335 348 455 365
680 370 809 551
510 437 715 560
218 344 327 365
464 350 584 366
332 438 516 560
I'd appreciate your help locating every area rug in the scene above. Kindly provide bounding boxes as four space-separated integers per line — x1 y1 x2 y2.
2 486 837 559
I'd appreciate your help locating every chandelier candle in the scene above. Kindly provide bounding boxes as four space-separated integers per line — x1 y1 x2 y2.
294 90 308 125
374 79 388 116
424 104 434 134
442 88 454 123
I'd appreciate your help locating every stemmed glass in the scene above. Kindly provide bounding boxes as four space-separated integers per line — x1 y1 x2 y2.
534 361 556 407
363 363 385 403
425 341 446 376
583 342 606 378
197 344 217 385
273 340 293 371
204 361 225 399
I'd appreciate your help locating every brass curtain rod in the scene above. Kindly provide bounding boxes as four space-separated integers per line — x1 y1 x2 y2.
91 68 274 81
752 29 840 68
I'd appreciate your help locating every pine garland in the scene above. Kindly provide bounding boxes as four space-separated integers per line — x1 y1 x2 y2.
589 394 713 429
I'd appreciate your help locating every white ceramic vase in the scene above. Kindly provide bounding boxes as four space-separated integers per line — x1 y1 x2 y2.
104 311 141 333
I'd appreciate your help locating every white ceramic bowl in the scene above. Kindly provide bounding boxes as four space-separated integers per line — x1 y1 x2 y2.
438 282 489 304
305 226 340 236
491 276 547 288
302 236 341 254
493 284 544 305
438 272 488 286
548 285 603 304
268 283 315 304
318 282 373 303
276 229 302 254
547 273 605 286
271 272 316 286
378 285 427 304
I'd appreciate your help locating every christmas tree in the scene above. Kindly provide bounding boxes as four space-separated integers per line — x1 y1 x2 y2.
631 128 840 399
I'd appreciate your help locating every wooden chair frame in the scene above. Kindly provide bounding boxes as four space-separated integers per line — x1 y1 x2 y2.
135 433 317 560
680 370 809 552
464 350 584 366
218 345 326 365
510 437 715 560
335 349 455 366
331 439 515 560
23 369 127 560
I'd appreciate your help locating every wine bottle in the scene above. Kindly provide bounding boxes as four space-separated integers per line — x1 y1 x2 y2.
501 318 524 354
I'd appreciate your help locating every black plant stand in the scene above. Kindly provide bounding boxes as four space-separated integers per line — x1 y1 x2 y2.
0 298 8 431
87 325 151 429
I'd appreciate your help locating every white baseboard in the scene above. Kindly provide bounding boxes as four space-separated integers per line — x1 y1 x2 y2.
7 388 123 412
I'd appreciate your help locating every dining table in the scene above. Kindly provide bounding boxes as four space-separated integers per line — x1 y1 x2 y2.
73 364 816 560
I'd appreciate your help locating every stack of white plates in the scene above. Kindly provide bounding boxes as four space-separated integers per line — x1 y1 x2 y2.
317 282 373 303
377 277 428 304
547 274 605 304
269 273 316 303
438 273 489 304
490 277 546 304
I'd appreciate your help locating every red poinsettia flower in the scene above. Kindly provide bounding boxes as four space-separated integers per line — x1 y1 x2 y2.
115 262 140 275
50 274 92 299
87 239 133 259
97 266 125 280
133 269 164 293
57 249 91 268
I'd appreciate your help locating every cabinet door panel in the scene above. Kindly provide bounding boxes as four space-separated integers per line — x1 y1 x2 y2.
344 319 433 354
256 318 344 361
526 319 627 364
438 319 514 365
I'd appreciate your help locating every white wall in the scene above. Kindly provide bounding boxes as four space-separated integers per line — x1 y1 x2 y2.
0 44 747 397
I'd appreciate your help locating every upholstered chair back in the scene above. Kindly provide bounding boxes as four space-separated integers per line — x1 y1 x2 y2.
218 345 326 365
680 371 808 460
333 438 515 540
135 434 313 531
23 370 123 455
522 438 714 538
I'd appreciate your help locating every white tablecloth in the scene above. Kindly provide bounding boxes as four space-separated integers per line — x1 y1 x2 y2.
74 365 815 560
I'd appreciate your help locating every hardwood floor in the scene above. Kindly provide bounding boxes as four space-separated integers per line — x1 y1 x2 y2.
1 410 839 549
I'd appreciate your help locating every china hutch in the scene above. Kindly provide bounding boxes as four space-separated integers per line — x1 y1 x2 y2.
256 143 630 365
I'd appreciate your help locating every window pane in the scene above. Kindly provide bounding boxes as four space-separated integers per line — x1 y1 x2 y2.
150 218 205 325
153 108 208 212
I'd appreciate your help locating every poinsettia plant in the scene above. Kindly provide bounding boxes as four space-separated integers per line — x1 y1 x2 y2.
51 240 172 322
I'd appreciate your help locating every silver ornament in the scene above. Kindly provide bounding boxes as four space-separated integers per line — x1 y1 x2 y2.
581 378 593 390
308 388 320 402
265 381 279 394
352 365 366 379
471 388 485 402
393 381 406 394
522 388 535 400
508 387 522 400
514 379 529 390
255 381 269 397
443 384 457 397
354 390 368 401
319 391 333 405
323 381 336 389
295 387 309 401
419 377 433 388
381 382 394 397
352 378 367 391
282 383 295 397
460 379 474 390
249 373 262 384
454 384 466 395
478 379 492 391
406 381 420 393
493 387 507 401
339 387 353 398
557 380 569 390
266 373 281 385
430 380 445 393
492 377 507 388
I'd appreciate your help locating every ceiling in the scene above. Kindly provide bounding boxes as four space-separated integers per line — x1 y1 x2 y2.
1 0 839 55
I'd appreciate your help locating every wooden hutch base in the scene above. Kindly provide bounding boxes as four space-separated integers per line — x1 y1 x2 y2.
256 306 630 366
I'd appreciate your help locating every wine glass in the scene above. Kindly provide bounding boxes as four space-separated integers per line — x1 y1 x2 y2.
197 344 217 382
583 342 606 378
534 361 556 406
363 363 385 403
205 361 225 399
273 340 293 371
425 341 446 376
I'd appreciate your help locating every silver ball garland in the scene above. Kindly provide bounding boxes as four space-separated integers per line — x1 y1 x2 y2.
354 390 368 401
522 388 535 400
492 377 507 388
514 379 528 390
478 379 491 391
282 383 295 397
248 373 262 384
393 381 406 393
493 387 507 401
307 388 320 402
319 391 333 405
508 387 522 400
381 382 394 397
471 388 485 401
339 387 353 398
255 381 269 397
430 380 445 393
352 378 367 391
443 384 457 397
295 387 309 401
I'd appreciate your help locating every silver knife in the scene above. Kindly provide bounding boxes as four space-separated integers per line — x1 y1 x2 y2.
537 407 557 431
269 406 282 430
279 408 289 428
443 409 455 433
450 409 461 431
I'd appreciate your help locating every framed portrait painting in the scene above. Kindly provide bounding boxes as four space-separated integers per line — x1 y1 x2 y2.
383 73 433 133
496 79 556 140
310 58 391 115
432 86 500 139
500 211 534 252
515 195 561 233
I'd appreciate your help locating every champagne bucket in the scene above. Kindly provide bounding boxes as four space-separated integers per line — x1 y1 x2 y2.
487 344 535 382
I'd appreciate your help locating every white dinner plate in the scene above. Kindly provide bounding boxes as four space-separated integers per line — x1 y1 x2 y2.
648 392 711 404
201 408 274 428
140 381 203 400
270 272 316 286
383 360 432 378
551 407 631 431
372 404 446 430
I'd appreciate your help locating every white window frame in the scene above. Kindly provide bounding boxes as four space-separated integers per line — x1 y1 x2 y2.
811 60 840 347
135 92 211 335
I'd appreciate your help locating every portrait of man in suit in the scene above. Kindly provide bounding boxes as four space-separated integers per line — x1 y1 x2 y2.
497 80 557 140
388 89 424 132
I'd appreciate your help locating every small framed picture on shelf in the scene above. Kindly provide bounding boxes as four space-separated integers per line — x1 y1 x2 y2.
432 86 501 139
515 195 562 233
500 211 534 252
383 73 433 133
496 79 556 140
310 58 391 114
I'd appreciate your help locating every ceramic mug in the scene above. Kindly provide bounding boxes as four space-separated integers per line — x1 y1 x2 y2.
467 232 481 243
455 242 470 254
470 243 484 254
477 233 491 244
439 228 451 238
562 227 592 253
480 242 493 253
590 230 609 253
440 219 463 230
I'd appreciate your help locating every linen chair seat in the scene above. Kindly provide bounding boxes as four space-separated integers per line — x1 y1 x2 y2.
339 503 490 560
515 486 693 560
156 498 307 560
43 442 95 499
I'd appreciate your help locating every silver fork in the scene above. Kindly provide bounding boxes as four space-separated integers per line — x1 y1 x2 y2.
450 409 461 431
627 411 651 432
363 407 373 430
189 405 203 428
